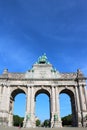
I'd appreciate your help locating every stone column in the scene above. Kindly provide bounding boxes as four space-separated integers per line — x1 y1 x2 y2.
26 86 35 128
83 85 87 127
0 85 2 94
79 85 87 127
50 86 55 128
0 85 8 126
24 86 35 128
0 85 4 125
7 87 11 112
24 86 31 128
75 85 82 127
0 85 3 110
83 85 87 110
27 86 31 112
54 86 62 127
30 86 35 127
75 86 81 112
79 85 86 111
7 86 13 127
9 96 14 127
55 86 58 112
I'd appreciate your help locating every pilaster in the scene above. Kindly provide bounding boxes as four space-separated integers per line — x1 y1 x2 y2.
50 85 55 127
79 85 87 127
75 85 82 127
50 86 62 128
30 86 35 127
79 85 86 111
25 86 35 128
83 85 87 110
7 86 13 127
54 86 62 128
0 85 10 126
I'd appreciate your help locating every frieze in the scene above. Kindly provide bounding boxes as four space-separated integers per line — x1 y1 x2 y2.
0 79 77 86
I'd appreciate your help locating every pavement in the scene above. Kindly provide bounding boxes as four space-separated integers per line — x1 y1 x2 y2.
0 126 87 130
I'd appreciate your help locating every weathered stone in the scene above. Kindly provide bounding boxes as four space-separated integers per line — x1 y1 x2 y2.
0 54 87 127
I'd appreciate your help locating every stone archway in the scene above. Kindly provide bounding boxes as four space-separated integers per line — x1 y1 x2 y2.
35 88 50 98
8 88 26 126
35 88 51 126
59 88 77 126
0 54 87 127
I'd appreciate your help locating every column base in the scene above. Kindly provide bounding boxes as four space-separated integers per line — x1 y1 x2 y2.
25 120 32 128
23 120 36 128
23 121 36 128
82 111 87 127
8 113 13 127
23 113 36 128
78 122 82 127
54 120 62 128
0 111 10 126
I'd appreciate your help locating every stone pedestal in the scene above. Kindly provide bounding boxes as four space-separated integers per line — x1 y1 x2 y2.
25 120 32 128
23 113 35 128
54 120 62 128
8 113 13 127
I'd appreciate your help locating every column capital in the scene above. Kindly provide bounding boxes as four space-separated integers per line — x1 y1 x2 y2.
27 85 31 87
27 85 34 88
51 85 58 88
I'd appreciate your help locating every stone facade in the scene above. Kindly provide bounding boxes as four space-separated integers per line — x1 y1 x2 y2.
0 54 87 127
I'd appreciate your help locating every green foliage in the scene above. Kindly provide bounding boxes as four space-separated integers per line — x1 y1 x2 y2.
36 119 41 126
62 114 72 126
13 115 24 127
43 119 50 127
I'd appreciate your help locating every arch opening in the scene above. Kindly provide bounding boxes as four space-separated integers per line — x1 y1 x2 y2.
10 88 26 127
35 89 50 127
59 89 77 127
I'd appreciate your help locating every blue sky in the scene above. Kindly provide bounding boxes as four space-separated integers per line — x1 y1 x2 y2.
0 0 87 122
14 93 71 122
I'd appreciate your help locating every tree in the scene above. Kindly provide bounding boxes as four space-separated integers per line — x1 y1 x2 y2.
43 119 50 127
13 115 24 127
61 114 72 126
36 119 41 126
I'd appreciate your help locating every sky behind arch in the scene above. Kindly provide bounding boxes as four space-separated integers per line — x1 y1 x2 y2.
0 0 87 121
0 0 87 74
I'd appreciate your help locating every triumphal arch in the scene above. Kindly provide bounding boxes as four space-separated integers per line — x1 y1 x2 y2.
0 54 87 127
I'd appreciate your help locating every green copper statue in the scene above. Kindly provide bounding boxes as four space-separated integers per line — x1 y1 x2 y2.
54 114 58 121
26 114 31 120
37 53 49 64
